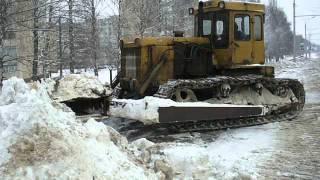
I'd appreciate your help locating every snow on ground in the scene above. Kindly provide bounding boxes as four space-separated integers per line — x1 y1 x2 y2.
144 53 320 179
269 52 319 80
1 54 316 179
134 124 278 179
270 52 320 103
310 53 319 59
0 77 161 179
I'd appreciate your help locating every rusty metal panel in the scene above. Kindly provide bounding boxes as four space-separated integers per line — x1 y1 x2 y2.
158 106 263 123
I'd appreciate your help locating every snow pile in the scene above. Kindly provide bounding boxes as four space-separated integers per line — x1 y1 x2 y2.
110 97 265 125
51 74 112 102
51 68 118 85
146 124 278 179
85 68 118 85
310 53 319 59
0 77 159 179
110 97 176 124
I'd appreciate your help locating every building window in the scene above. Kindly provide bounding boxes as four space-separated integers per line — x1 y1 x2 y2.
3 65 17 73
0 47 17 58
4 32 16 40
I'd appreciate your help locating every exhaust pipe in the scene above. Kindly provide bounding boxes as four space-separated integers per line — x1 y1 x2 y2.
198 1 204 36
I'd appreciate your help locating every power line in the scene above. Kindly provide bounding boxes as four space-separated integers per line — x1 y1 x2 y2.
309 33 320 35
295 15 320 17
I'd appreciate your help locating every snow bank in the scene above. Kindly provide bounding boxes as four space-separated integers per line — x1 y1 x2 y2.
0 77 159 179
110 96 266 125
271 55 320 103
51 74 112 102
51 68 118 85
310 52 319 59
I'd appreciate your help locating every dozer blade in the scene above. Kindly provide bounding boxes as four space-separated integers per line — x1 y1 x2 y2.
158 105 266 123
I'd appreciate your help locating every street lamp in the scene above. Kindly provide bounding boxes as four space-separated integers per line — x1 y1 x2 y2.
293 0 296 61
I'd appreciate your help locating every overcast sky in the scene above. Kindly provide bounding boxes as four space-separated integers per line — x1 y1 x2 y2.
98 0 320 43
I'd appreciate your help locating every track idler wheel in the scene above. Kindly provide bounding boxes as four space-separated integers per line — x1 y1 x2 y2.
174 88 198 102
254 83 264 96
219 83 231 98
276 86 289 98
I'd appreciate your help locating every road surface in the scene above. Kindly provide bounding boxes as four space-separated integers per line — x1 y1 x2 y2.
104 54 320 179
257 55 320 179
152 55 320 179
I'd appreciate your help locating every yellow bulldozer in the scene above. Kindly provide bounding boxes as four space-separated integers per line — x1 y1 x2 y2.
111 1 305 132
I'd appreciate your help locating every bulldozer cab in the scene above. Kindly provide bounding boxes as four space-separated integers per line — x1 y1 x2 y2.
193 1 265 67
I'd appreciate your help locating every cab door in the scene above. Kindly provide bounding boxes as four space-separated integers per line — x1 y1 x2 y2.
231 12 253 65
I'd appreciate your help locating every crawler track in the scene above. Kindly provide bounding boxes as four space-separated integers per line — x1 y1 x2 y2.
118 76 305 139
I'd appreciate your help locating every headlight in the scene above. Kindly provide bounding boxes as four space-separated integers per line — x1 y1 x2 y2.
218 1 225 9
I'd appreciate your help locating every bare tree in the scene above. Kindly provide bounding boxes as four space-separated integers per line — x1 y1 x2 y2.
132 0 148 37
68 0 75 73
32 0 40 77
0 0 13 83
265 0 294 61
0 0 10 46
114 0 122 66
90 0 99 76
79 0 105 76
42 0 54 78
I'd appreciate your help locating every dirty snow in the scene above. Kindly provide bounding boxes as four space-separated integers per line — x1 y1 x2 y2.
131 124 278 179
50 74 112 102
52 68 118 85
110 96 266 125
0 77 160 179
206 86 295 107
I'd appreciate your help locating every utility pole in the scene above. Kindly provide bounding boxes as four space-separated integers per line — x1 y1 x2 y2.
68 0 75 73
294 15 320 59
59 17 63 78
309 34 312 58
117 0 122 70
33 0 39 78
293 0 296 61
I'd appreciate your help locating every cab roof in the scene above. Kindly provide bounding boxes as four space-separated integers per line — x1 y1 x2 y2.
201 1 265 13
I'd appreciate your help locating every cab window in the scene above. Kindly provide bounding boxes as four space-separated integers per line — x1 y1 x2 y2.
195 12 228 48
254 16 262 41
215 13 228 48
203 20 212 36
234 15 250 41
